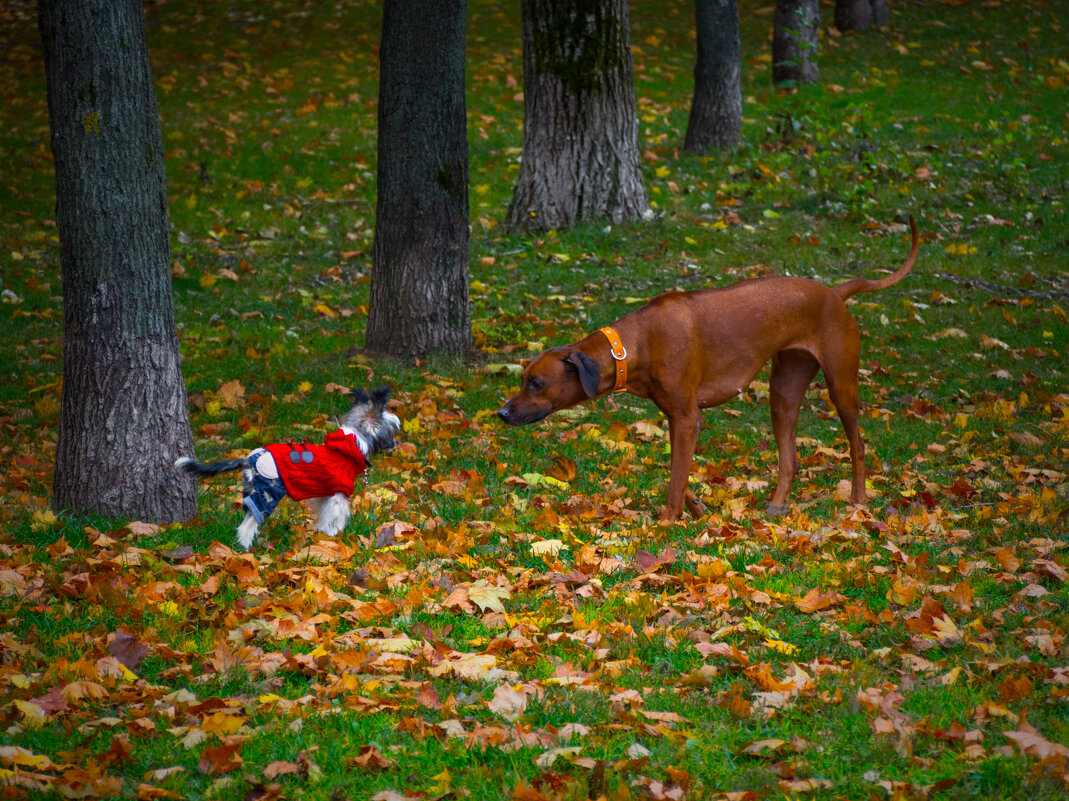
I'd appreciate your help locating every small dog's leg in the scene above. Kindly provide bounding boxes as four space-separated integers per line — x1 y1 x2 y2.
236 514 260 550
312 492 351 537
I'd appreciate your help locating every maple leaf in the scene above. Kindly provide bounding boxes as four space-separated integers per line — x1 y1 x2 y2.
468 580 511 613
633 546 677 574
534 746 584 769
488 683 528 721
1032 559 1067 583
795 587 845 612
349 745 394 771
200 710 246 737
779 778 832 794
696 641 750 665
931 613 964 645
263 760 300 779
125 521 161 537
29 686 67 715
888 578 918 606
530 538 567 556
428 652 498 680
441 586 474 614
375 519 416 547
741 738 791 757
0 746 54 770
1003 726 1069 759
198 742 243 775
215 379 245 409
992 547 1021 572
61 680 107 704
107 631 149 669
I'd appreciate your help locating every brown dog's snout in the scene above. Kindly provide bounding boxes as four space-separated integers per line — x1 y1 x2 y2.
497 404 514 424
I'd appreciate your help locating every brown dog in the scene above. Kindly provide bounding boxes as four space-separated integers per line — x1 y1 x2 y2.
498 216 919 521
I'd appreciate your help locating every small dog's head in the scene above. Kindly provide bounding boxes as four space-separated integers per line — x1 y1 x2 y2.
344 386 401 457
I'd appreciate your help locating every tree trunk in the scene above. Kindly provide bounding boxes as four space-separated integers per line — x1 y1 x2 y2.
834 0 889 32
39 0 196 523
366 0 471 358
772 0 821 87
506 0 649 232
684 0 742 152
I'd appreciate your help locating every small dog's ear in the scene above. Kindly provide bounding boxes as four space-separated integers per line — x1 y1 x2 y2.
349 388 370 405
370 385 392 408
564 351 600 398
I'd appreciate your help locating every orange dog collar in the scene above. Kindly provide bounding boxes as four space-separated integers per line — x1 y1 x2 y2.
598 326 628 392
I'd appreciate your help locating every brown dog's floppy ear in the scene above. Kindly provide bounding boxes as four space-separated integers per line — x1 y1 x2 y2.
564 351 601 398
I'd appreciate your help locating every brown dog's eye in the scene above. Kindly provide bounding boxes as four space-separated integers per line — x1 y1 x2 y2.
527 378 544 391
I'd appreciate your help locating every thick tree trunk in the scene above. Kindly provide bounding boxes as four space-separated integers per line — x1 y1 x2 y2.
772 0 821 87
834 0 889 32
684 0 742 152
39 0 196 523
506 0 648 232
366 0 471 358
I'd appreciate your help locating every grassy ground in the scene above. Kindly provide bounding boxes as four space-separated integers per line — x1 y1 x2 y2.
1 0 1067 798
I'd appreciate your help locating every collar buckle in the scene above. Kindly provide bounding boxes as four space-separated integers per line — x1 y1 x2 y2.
598 326 628 392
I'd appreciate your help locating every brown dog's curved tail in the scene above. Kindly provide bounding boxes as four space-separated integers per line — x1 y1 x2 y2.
833 214 919 301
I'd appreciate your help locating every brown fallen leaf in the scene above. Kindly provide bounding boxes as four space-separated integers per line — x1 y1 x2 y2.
107 631 150 669
198 742 243 775
795 587 845 613
263 760 300 779
348 744 394 771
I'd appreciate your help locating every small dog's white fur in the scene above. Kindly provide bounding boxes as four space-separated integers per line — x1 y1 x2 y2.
176 387 400 550
233 455 352 550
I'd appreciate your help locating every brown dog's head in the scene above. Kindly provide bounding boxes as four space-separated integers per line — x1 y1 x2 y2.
497 346 602 426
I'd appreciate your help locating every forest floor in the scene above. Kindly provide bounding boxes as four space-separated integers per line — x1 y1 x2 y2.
0 0 1067 799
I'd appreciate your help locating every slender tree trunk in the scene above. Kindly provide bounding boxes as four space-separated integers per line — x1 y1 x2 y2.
772 0 821 87
506 0 649 232
684 0 742 152
834 0 889 32
39 0 196 522
366 0 471 358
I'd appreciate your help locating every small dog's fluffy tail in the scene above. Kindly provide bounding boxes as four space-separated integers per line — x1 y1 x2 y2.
174 456 250 478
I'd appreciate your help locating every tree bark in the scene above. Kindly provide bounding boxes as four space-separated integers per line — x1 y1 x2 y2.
684 0 742 152
834 0 889 32
39 0 196 523
366 0 471 358
772 0 821 87
506 0 649 232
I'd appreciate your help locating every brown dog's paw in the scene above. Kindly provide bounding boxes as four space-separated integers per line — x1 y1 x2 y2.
684 493 707 519
657 509 683 525
766 502 788 517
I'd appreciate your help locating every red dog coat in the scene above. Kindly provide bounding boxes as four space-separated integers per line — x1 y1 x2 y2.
264 429 366 501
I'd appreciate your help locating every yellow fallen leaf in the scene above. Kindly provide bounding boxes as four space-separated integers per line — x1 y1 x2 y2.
531 539 568 556
428 652 497 679
14 700 46 728
468 580 511 614
158 601 182 618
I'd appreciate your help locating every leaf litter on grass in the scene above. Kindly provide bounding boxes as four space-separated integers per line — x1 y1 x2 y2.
2 0 1068 798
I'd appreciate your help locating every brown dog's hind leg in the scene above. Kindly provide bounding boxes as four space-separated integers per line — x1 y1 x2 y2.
767 350 821 514
823 362 866 507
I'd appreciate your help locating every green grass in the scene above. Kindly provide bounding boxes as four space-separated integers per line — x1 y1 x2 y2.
2 0 1068 798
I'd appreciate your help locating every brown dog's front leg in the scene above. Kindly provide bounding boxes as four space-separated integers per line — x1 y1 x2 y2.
661 410 701 522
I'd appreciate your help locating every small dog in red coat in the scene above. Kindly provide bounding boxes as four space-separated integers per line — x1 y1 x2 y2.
176 386 400 549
